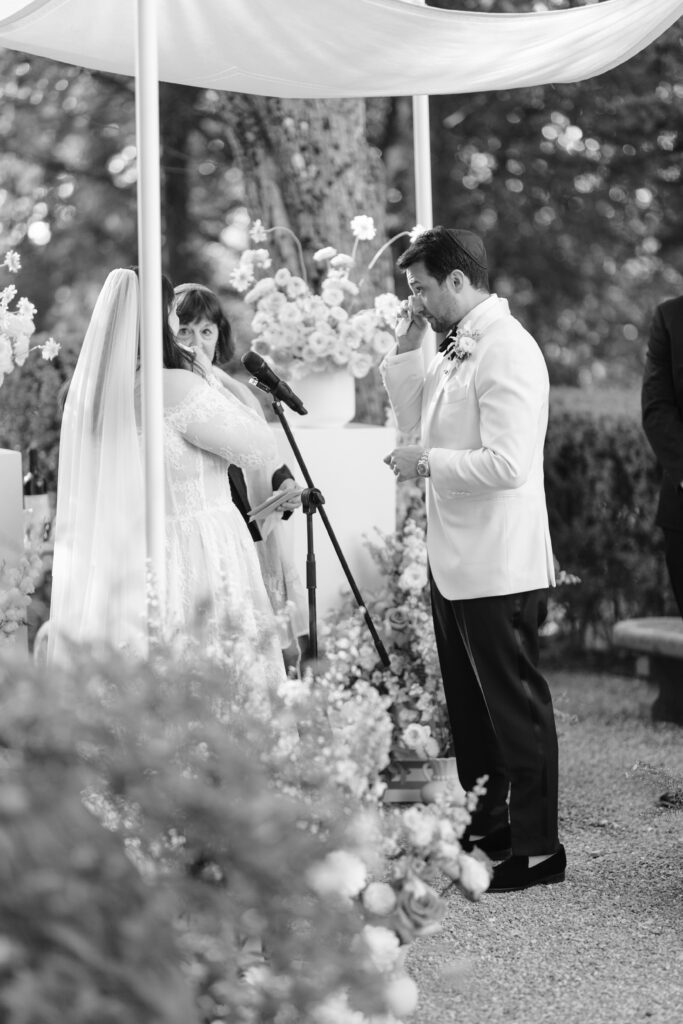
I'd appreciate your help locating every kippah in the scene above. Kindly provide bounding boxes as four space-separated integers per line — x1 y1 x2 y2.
445 228 488 270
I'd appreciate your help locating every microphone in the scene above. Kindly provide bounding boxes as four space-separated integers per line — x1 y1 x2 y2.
241 351 308 416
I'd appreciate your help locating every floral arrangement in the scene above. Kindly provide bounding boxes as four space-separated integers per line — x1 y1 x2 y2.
322 500 452 764
0 524 45 642
229 216 418 381
0 630 490 1024
441 318 481 367
307 778 492 1022
0 250 60 387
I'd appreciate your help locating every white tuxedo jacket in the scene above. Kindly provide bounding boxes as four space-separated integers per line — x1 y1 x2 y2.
382 294 555 601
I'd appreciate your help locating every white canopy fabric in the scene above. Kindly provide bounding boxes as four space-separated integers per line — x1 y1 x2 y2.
1 0 682 99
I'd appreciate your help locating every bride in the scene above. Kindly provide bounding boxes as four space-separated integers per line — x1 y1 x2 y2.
48 268 286 684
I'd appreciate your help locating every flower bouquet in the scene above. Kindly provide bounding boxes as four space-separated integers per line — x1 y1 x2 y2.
0 250 60 387
229 216 411 381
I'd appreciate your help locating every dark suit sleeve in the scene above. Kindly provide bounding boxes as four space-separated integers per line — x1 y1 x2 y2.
641 304 683 487
271 464 295 521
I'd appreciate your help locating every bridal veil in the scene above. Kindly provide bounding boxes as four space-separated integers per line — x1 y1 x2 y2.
48 269 148 662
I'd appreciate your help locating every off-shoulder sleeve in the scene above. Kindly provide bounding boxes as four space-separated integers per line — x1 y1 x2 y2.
165 379 278 469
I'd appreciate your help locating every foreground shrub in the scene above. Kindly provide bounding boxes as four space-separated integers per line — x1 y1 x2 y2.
0 649 399 1023
0 638 489 1024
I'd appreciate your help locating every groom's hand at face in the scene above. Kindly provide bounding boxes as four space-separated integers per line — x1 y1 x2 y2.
396 297 429 353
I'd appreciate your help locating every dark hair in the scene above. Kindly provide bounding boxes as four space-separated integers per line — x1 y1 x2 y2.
397 226 489 291
174 284 235 365
129 266 194 372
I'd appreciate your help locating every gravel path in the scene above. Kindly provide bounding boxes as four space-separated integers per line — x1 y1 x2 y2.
406 670 683 1024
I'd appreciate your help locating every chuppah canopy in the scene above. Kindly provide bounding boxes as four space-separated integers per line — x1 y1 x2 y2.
1 0 682 98
1 0 682 615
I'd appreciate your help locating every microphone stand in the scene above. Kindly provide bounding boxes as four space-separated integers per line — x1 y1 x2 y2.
262 393 390 668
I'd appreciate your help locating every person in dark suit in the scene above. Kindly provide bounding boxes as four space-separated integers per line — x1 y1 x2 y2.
641 295 683 618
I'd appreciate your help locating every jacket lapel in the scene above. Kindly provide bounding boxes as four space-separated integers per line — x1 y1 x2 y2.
423 296 511 435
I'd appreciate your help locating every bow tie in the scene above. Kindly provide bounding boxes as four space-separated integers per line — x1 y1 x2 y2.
438 329 458 354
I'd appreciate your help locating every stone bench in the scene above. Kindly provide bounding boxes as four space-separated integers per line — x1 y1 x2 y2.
612 617 683 725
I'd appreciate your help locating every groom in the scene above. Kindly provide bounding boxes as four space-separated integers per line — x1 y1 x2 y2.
381 226 564 892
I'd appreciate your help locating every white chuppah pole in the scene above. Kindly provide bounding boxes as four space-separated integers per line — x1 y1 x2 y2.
411 0 435 359
135 0 166 617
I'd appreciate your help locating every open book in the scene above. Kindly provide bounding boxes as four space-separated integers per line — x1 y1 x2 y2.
247 486 304 522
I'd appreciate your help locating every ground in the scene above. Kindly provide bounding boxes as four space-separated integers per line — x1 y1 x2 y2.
406 669 683 1024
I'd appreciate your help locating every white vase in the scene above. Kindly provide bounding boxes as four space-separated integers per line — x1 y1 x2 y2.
422 757 466 803
293 368 356 428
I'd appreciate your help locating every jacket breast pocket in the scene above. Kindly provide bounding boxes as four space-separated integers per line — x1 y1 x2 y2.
442 383 469 404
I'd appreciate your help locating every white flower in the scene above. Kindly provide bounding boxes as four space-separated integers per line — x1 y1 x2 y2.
350 214 376 241
0 336 14 376
409 224 426 242
313 245 337 262
229 264 255 292
321 284 345 307
307 331 333 357
279 303 302 326
274 267 292 288
41 337 60 361
12 334 29 366
401 722 431 752
3 251 21 273
349 351 373 378
362 881 397 916
17 298 36 318
286 275 308 298
245 278 277 304
250 248 272 269
2 312 35 340
457 333 477 355
402 805 436 848
312 991 366 1024
243 964 272 987
398 563 428 593
361 924 401 971
330 253 354 269
424 735 440 757
306 849 367 899
372 331 395 356
457 852 491 900
249 218 268 243
384 974 419 1017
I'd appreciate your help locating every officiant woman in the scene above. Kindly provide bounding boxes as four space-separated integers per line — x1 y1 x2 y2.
174 282 307 671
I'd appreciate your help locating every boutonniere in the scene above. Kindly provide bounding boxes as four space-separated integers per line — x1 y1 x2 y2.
440 320 481 374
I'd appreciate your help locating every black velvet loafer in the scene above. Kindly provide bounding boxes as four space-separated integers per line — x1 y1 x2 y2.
463 823 512 861
488 844 566 893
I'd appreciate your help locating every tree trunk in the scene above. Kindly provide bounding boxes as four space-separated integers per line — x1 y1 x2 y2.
219 96 392 421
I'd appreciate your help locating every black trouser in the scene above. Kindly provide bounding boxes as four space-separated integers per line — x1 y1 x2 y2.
663 528 683 619
429 575 560 857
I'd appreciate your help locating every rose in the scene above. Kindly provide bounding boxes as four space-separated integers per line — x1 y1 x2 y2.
386 607 410 633
394 874 445 941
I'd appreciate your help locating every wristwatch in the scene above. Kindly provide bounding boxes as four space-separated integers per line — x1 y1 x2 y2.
416 449 431 478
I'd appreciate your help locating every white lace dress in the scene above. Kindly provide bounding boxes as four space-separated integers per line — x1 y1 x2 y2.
160 371 286 683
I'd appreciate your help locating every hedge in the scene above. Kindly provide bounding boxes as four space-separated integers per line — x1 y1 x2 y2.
544 386 675 652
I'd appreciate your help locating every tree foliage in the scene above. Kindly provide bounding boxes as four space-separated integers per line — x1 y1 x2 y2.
2 0 682 477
